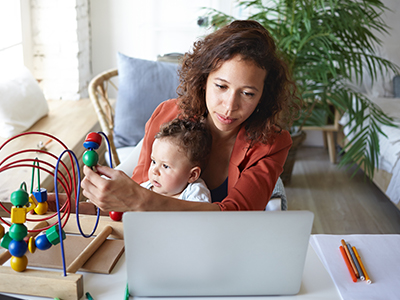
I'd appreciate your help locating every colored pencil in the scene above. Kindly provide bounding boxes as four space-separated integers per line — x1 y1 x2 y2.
353 246 372 284
339 245 357 282
341 239 359 278
347 243 365 281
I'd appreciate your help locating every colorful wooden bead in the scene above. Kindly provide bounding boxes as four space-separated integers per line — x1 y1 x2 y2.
10 188 29 207
34 201 49 215
28 236 36 253
8 239 28 257
10 206 27 224
1 232 12 249
35 234 52 250
82 150 99 167
10 255 28 272
46 225 66 245
83 132 102 150
83 140 100 150
26 195 37 213
9 223 28 241
109 211 124 221
32 187 48 203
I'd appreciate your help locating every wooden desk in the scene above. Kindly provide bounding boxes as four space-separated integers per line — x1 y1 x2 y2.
0 99 104 214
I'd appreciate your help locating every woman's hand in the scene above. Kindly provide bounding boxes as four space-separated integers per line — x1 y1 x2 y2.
47 192 107 215
81 165 147 212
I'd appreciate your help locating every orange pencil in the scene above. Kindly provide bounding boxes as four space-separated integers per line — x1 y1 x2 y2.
353 246 372 284
339 246 357 282
341 239 359 278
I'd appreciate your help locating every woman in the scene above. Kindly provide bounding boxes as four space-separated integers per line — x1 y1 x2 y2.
81 20 300 212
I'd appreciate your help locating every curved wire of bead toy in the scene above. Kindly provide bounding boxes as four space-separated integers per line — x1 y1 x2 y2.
0 132 75 230
0 130 114 276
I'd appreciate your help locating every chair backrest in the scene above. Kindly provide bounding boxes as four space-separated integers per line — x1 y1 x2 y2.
88 68 120 166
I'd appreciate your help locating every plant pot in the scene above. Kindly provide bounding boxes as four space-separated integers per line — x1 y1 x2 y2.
281 130 307 185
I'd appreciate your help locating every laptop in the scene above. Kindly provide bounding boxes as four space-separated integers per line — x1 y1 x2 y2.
123 211 314 297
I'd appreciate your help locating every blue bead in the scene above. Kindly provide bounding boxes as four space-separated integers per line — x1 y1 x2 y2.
32 188 48 203
8 239 28 257
35 234 52 250
83 141 100 150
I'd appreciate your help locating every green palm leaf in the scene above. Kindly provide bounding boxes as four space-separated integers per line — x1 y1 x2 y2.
203 0 400 179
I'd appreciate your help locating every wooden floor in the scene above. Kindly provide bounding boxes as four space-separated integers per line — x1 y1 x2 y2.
285 146 400 234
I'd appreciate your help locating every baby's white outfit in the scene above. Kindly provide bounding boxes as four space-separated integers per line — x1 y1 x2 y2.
140 178 211 203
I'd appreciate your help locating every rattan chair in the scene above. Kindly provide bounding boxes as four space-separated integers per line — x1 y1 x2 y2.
88 68 120 167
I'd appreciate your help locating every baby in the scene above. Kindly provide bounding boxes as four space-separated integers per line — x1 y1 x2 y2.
140 118 212 202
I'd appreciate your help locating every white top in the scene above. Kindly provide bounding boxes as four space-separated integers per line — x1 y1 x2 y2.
140 178 211 203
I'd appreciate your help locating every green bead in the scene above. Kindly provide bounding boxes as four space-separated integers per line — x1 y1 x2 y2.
1 232 12 249
9 223 28 241
46 225 66 245
83 150 99 167
10 189 29 207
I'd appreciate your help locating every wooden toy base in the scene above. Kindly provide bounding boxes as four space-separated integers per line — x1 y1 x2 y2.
26 234 124 274
0 214 125 299
0 267 83 300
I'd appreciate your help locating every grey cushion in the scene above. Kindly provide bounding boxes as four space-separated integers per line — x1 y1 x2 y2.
114 52 180 148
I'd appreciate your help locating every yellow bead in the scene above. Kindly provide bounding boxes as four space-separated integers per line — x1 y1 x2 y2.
34 201 48 215
10 207 27 224
10 255 28 272
26 195 37 213
28 236 36 253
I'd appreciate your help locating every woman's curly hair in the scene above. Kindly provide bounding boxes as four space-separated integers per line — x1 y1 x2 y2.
177 20 301 146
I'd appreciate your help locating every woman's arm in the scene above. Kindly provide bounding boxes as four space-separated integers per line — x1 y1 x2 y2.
81 165 221 212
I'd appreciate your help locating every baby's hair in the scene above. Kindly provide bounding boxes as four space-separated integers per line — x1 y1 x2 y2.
155 118 212 171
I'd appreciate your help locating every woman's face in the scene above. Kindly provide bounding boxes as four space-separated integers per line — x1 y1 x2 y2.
205 55 266 135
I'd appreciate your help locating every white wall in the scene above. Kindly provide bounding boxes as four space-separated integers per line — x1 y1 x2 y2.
29 0 91 100
89 0 245 76
89 0 400 146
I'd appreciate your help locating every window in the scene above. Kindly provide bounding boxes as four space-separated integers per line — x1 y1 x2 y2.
0 0 32 71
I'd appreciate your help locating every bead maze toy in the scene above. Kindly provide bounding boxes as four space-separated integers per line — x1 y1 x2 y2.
0 131 125 300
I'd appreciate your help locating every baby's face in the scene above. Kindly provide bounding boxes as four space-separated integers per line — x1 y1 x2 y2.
148 138 194 197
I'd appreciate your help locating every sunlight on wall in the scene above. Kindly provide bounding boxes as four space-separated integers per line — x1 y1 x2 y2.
0 1 24 71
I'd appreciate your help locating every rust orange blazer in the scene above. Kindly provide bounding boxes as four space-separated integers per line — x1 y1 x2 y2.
132 99 292 211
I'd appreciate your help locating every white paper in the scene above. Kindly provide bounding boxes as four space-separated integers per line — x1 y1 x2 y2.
310 234 400 300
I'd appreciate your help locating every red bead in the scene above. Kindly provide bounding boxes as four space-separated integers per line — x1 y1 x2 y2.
109 211 124 221
85 132 102 146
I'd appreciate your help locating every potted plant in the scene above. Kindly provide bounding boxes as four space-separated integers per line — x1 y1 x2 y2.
202 0 399 182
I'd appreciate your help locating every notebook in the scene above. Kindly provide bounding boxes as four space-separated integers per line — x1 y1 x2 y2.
123 210 314 297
